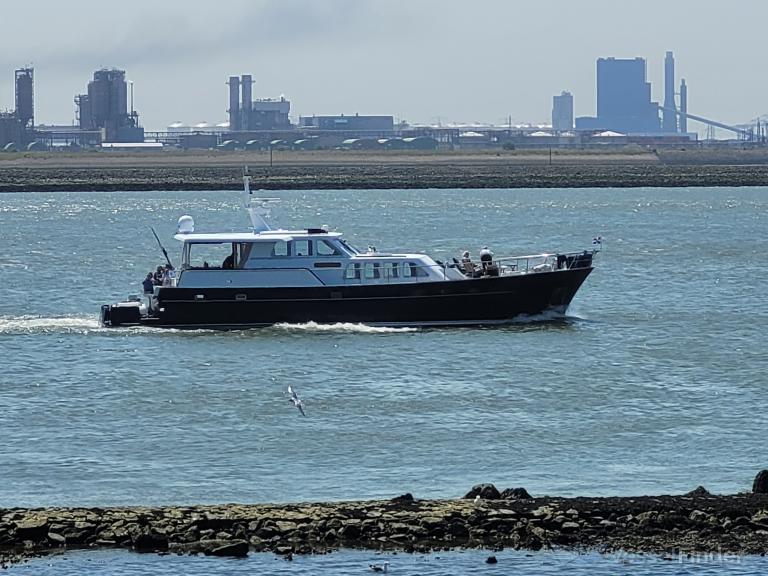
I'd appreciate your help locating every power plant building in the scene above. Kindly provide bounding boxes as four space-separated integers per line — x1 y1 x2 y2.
0 67 35 148
576 57 660 134
228 74 291 131
76 69 143 142
552 91 573 132
299 115 394 132
0 112 24 149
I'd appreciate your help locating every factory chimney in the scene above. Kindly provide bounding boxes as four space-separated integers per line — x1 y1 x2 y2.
662 51 678 133
228 76 241 132
14 67 34 130
679 79 688 134
241 75 253 131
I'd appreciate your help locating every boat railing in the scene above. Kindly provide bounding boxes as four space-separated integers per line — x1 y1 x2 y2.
342 249 597 284
494 249 597 275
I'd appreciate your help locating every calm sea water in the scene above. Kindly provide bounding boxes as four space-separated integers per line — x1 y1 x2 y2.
2 186 768 573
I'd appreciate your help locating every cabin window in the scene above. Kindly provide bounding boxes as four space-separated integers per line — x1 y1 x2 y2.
345 263 361 280
187 242 235 269
316 239 341 256
293 239 312 257
338 238 360 255
272 241 288 257
406 261 428 277
386 262 399 278
364 262 381 279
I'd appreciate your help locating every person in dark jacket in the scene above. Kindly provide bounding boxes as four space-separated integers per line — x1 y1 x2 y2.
142 273 154 294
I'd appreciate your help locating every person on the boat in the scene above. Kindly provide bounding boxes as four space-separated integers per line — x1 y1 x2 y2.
162 264 176 286
222 253 234 270
461 250 473 271
142 273 154 294
479 246 499 276
460 250 481 278
153 265 164 285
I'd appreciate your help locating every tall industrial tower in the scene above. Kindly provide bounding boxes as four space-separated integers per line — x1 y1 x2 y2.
679 79 688 133
14 68 34 130
552 91 573 132
662 51 678 133
241 74 253 131
228 76 241 132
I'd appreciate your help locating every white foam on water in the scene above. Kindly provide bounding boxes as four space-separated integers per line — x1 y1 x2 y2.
0 259 28 270
272 321 417 334
511 308 569 324
0 314 103 335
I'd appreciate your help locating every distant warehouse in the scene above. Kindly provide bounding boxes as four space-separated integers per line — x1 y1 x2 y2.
300 114 394 132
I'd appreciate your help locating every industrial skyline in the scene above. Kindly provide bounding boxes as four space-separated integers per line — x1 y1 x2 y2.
4 47 764 151
0 0 766 131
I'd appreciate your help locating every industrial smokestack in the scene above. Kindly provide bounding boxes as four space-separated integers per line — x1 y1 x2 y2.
14 67 34 130
241 74 253 131
663 51 677 133
228 76 241 132
679 79 688 134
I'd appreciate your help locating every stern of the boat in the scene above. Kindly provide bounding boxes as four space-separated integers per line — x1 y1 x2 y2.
100 298 147 327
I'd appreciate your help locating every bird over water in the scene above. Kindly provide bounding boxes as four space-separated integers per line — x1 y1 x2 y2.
288 385 306 417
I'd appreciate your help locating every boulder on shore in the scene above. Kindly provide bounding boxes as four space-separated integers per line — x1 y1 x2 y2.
463 484 501 500
500 487 532 500
753 470 768 494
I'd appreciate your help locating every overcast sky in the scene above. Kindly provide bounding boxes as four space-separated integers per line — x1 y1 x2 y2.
0 0 765 131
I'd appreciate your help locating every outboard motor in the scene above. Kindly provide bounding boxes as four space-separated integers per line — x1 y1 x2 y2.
100 298 144 327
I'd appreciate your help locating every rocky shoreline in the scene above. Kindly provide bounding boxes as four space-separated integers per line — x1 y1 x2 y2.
4 473 768 567
2 162 768 192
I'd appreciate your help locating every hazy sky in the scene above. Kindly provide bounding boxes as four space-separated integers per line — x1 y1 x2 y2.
0 0 766 130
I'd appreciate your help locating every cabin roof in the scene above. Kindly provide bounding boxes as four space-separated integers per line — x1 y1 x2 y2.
173 230 343 243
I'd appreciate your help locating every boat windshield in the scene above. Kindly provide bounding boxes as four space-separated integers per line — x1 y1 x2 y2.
338 238 360 255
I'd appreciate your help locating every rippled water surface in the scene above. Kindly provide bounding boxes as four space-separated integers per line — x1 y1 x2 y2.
2 187 768 573
12 548 764 576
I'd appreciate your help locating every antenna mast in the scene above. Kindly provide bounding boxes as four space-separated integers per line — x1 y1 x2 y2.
242 167 277 232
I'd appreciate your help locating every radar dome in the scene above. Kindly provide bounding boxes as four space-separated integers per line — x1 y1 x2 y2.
177 215 195 234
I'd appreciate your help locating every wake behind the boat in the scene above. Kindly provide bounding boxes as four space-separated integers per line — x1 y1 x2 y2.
0 312 581 336
0 314 103 335
272 321 417 334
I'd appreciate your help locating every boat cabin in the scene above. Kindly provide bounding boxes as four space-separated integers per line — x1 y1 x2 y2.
172 228 454 288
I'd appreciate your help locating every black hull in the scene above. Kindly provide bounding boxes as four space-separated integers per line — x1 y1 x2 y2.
121 268 593 328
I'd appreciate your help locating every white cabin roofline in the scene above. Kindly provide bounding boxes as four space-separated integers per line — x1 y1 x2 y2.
174 231 343 243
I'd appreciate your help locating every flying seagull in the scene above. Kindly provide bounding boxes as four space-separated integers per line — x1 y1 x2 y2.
288 385 306 417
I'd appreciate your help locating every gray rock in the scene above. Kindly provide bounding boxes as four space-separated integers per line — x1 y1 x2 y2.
14 517 49 541
685 485 711 496
132 530 169 552
206 539 249 557
753 470 768 494
338 523 361 540
391 493 415 504
46 532 66 545
464 484 501 500
561 521 580 533
500 487 532 500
